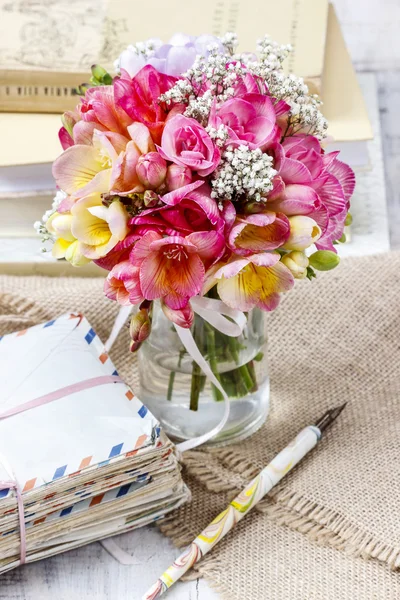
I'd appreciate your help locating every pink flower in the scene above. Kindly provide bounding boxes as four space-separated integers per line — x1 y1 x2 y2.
267 135 355 250
78 85 133 136
136 152 167 189
157 114 220 176
114 66 177 145
130 186 226 268
104 260 143 305
228 211 290 255
131 230 223 309
211 93 280 150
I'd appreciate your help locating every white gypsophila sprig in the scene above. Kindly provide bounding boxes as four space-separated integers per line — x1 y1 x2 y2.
160 45 246 123
113 39 161 73
245 35 328 139
211 145 276 202
220 32 238 55
288 100 328 139
33 189 67 251
159 33 328 138
205 123 230 147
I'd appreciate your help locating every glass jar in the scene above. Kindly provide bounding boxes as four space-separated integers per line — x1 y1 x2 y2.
137 301 269 445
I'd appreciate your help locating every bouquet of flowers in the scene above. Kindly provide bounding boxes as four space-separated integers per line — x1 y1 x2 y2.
37 33 355 413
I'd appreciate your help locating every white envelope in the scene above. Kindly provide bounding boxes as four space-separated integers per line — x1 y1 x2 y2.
0 313 159 496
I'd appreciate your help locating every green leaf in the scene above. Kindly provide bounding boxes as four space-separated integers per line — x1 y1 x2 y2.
306 266 317 280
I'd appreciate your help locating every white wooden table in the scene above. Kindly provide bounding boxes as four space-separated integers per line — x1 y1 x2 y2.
2 1 399 598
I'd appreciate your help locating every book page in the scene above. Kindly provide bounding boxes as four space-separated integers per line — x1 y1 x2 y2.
0 0 328 79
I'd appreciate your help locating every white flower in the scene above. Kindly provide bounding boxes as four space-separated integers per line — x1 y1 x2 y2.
211 145 276 202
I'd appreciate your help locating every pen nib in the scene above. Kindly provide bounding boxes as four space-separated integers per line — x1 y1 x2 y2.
314 403 347 433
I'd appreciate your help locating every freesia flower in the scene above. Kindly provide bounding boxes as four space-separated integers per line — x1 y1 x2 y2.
52 129 128 199
53 123 156 199
211 94 280 150
130 187 226 268
114 66 177 145
283 216 321 251
227 212 290 255
281 251 309 279
131 230 224 309
205 253 294 311
104 260 143 305
158 114 220 176
46 211 89 266
71 194 129 259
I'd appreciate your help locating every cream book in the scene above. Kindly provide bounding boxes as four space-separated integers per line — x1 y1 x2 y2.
0 0 328 113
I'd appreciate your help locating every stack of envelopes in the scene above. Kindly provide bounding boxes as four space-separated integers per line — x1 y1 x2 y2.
0 312 190 574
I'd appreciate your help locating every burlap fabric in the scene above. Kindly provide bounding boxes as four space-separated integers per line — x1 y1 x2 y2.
1 251 400 599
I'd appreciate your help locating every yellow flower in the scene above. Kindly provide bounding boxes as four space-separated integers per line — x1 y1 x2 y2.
71 193 129 259
46 212 89 267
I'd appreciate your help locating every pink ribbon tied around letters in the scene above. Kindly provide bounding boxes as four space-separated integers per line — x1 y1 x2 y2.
0 471 26 565
0 375 124 566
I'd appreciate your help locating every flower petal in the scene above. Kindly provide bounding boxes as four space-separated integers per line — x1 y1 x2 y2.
242 93 277 121
279 157 312 184
170 253 204 297
256 261 294 311
139 252 169 299
127 122 156 154
131 231 163 265
160 180 205 206
186 231 225 263
268 184 320 215
312 174 347 216
52 145 105 195
217 265 261 311
327 157 356 201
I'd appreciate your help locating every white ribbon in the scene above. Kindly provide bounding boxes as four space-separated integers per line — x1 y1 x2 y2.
175 297 246 452
104 298 246 452
102 297 246 564
104 305 134 353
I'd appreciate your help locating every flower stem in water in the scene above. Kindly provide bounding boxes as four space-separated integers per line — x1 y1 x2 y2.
190 360 203 411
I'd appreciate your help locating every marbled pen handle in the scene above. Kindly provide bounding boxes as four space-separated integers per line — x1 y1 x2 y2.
142 426 320 600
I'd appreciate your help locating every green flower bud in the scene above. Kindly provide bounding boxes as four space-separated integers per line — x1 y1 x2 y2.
143 190 159 208
243 201 265 214
308 250 340 271
90 65 113 85
345 212 353 227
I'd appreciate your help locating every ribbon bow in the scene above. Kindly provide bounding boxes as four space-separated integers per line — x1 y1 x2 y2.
106 297 247 453
174 296 247 452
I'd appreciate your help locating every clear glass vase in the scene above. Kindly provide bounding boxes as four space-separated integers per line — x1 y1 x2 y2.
137 301 270 445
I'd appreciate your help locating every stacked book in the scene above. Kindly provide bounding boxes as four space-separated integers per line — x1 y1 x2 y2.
0 312 190 573
0 0 376 268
